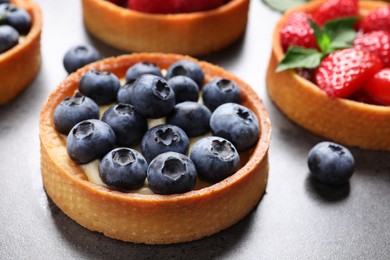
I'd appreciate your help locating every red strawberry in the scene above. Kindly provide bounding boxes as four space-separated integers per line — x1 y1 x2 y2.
128 0 177 14
280 12 318 52
363 68 390 105
128 0 227 14
314 0 358 26
354 31 390 68
314 48 383 98
106 0 127 6
361 6 390 33
176 0 226 13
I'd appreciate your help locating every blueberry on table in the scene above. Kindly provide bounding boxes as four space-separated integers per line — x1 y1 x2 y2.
0 4 31 35
210 103 259 152
308 142 355 185
190 136 240 183
63 45 101 74
99 147 148 191
79 70 121 105
0 25 18 54
166 101 211 137
167 75 199 103
147 152 197 195
66 119 116 164
166 60 204 88
117 80 135 104
125 62 162 83
54 92 99 135
130 74 175 118
141 124 189 162
101 103 148 147
202 78 241 111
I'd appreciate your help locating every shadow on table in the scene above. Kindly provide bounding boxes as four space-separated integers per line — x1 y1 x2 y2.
47 194 257 260
305 175 350 203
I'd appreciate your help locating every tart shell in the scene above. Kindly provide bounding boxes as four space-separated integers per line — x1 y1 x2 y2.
81 0 249 56
39 53 271 244
0 0 42 105
266 0 390 151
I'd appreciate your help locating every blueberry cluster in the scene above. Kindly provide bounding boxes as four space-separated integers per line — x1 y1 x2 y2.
54 59 261 195
0 2 31 54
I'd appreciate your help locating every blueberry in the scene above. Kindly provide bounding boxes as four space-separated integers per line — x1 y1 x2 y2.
0 1 10 4
202 78 241 111
63 45 101 74
101 103 148 147
210 103 259 152
308 142 355 185
166 101 211 137
141 124 189 162
54 92 99 135
0 4 31 35
125 62 162 82
167 75 199 103
0 25 18 54
130 74 175 118
117 80 135 104
66 119 116 164
99 147 148 191
79 70 121 105
166 60 204 88
190 136 240 183
147 152 197 195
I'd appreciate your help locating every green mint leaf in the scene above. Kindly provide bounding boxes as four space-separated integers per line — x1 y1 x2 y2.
276 46 324 72
262 0 309 13
324 17 358 53
308 19 331 53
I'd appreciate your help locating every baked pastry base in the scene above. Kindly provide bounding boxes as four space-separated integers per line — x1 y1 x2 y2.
81 0 249 56
40 53 271 244
0 0 42 105
266 0 390 150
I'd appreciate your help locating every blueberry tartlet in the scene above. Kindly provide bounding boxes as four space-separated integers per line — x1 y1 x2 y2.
81 0 249 56
40 53 271 244
267 0 390 150
0 0 41 104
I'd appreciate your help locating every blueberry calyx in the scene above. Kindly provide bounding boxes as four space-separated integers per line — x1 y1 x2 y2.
162 157 186 180
73 121 94 139
211 139 236 161
112 148 136 166
153 79 171 100
155 128 179 146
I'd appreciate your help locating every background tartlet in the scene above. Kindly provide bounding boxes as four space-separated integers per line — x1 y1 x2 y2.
0 0 42 105
81 0 249 56
266 0 390 151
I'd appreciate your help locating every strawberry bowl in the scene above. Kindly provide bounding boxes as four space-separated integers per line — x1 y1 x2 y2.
266 0 390 151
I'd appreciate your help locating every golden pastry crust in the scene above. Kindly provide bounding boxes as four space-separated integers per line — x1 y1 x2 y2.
0 0 42 105
266 0 390 150
39 53 271 244
81 0 249 56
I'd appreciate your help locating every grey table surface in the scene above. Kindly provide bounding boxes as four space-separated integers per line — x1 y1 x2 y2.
1 0 390 259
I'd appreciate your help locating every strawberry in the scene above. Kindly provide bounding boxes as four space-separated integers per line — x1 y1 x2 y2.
363 68 390 105
360 6 390 33
176 0 226 13
280 12 318 52
314 0 358 26
128 0 227 14
314 48 383 98
106 0 127 6
128 0 177 14
353 31 390 68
